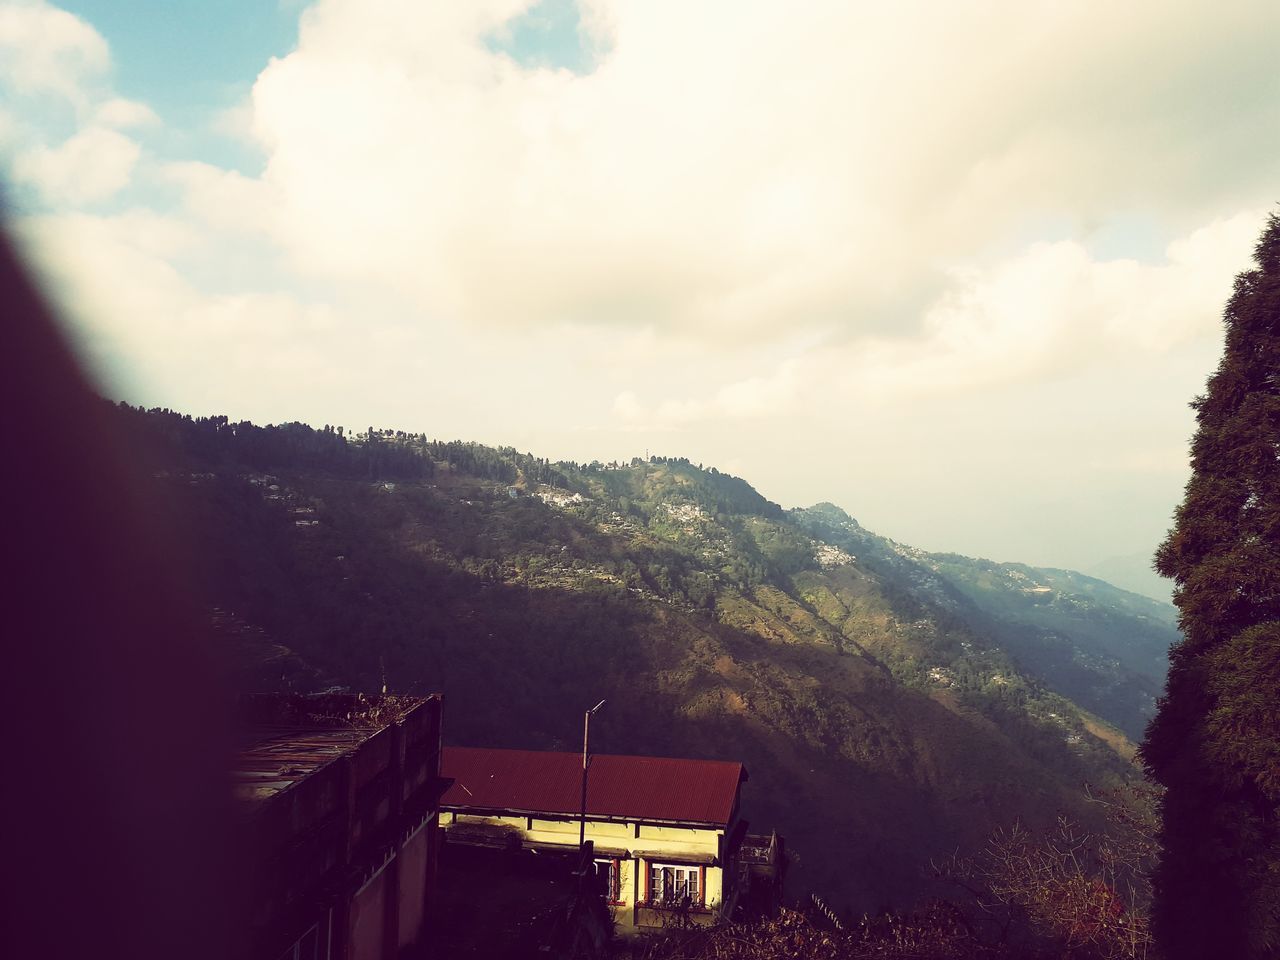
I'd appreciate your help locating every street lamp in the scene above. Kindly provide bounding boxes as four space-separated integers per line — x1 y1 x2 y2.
579 699 606 850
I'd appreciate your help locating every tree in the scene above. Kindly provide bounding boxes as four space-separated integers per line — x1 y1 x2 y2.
1145 212 1280 959
933 786 1159 960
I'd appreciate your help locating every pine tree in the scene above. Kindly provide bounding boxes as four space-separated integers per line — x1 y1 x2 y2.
1145 212 1280 959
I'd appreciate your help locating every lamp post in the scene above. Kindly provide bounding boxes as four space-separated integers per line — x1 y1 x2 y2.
579 699 606 850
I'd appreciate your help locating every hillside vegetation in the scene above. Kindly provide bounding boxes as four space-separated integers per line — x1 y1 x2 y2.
118 404 1175 913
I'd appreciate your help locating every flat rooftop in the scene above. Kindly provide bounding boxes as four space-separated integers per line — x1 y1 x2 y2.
234 726 373 803
233 694 428 805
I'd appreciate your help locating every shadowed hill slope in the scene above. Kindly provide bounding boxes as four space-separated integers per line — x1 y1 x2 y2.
118 405 1173 911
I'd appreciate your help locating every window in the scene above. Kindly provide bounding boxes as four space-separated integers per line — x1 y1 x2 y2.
276 925 320 960
648 863 700 906
275 914 329 960
594 858 621 902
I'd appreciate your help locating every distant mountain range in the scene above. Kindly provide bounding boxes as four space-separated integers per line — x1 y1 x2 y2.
118 404 1177 913
1086 551 1175 604
792 505 1174 740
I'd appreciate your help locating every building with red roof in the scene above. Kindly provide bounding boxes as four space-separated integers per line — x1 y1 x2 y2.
439 746 781 932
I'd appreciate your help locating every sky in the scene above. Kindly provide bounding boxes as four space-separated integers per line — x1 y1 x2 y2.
3 0 1278 580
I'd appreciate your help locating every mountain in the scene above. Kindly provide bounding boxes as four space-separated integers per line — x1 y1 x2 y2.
116 405 1176 913
1087 551 1175 605
791 506 1175 740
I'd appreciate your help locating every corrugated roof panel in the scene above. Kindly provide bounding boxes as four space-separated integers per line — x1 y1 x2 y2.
441 747 745 826
232 726 373 801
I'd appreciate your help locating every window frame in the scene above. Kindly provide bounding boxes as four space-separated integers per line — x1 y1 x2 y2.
276 919 327 960
646 862 702 907
593 857 622 903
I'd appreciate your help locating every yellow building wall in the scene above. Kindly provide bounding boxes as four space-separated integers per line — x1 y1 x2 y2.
444 811 728 924
705 864 723 909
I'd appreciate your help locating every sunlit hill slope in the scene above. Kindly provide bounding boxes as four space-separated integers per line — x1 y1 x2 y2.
120 406 1176 912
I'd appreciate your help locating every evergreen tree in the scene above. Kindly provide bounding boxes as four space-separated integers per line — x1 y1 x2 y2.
1145 212 1280 959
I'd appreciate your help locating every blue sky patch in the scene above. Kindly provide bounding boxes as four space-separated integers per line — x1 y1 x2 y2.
58 0 299 173
485 0 599 75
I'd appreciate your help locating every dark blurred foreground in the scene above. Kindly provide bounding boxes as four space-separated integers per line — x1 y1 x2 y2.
1 227 235 959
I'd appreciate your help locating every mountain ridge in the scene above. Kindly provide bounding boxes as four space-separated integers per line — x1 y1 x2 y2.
116 404 1176 912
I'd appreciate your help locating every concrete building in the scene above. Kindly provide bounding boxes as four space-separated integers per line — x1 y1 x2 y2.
439 746 782 933
235 694 448 960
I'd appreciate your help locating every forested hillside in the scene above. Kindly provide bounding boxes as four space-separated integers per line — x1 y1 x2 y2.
117 404 1175 912
792 506 1175 740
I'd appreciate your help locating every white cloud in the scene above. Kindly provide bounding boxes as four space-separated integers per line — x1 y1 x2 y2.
5 0 1277 571
612 390 643 421
859 212 1261 398
11 126 141 205
18 211 197 340
231 0 1279 340
610 209 1264 427
15 209 358 407
94 97 160 129
1111 212 1265 350
211 100 256 143
0 4 157 209
0 106 16 149
0 0 109 106
162 161 280 236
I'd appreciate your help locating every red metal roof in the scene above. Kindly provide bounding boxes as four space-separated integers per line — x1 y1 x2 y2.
441 747 746 826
